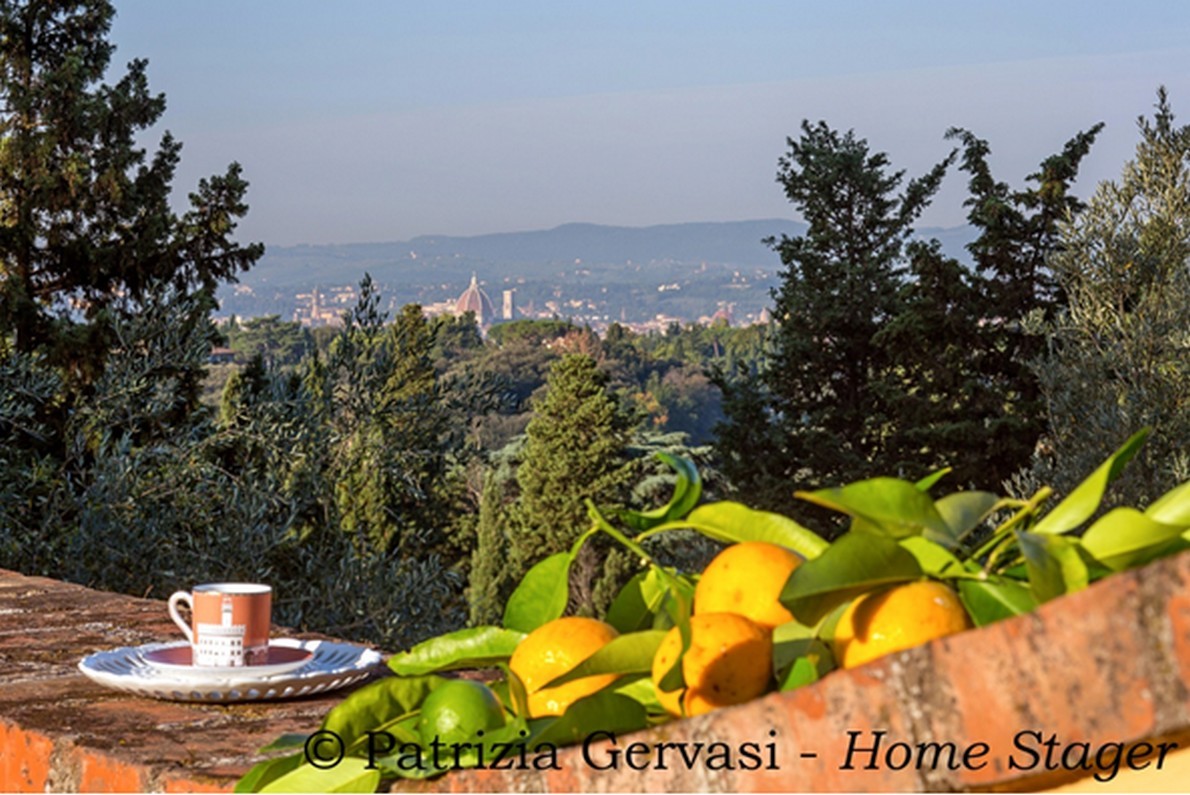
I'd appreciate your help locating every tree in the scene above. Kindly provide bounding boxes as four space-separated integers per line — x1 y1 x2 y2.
716 120 952 513
1030 89 1190 507
470 354 635 621
0 0 262 388
938 123 1101 486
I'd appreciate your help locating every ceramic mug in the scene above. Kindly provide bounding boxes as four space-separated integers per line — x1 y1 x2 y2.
167 583 272 667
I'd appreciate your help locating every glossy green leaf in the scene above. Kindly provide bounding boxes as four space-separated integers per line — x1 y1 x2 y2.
235 753 304 793
388 626 526 676
898 536 964 577
641 500 829 559
957 579 1037 627
504 664 531 720
621 452 702 531
797 478 955 546
605 572 652 633
770 620 830 689
915 467 952 492
531 691 649 748
503 552 572 633
935 491 1000 541
1031 429 1149 535
1018 531 1089 602
1145 480 1190 527
259 757 381 794
322 675 439 753
612 675 662 712
1080 507 1188 571
780 533 924 626
657 582 692 694
544 630 668 688
606 567 673 634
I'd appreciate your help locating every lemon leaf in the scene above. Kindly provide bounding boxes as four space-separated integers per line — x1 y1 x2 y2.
259 757 381 794
780 533 923 626
957 579 1037 627
235 753 304 793
1080 507 1188 571
1018 531 1089 602
621 452 702 531
503 552 572 633
542 630 668 688
1030 428 1149 535
388 626 525 676
797 478 955 546
642 500 828 559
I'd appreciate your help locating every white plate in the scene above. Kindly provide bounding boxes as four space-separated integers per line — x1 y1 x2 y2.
78 638 382 702
142 643 315 679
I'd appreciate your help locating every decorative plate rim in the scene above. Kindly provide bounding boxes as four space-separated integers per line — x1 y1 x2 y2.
78 637 383 702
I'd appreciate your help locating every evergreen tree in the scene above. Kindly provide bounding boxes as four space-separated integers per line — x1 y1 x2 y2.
0 0 262 389
1031 89 1190 506
468 437 524 626
717 121 952 513
872 239 997 482
939 123 1102 486
513 354 634 606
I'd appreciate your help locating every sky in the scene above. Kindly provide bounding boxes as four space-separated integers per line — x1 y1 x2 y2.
108 1 1190 246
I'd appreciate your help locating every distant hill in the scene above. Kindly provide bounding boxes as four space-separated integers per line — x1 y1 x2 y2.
221 219 978 323
240 219 809 289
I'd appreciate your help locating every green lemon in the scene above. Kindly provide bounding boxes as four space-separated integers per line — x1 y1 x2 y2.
416 679 506 746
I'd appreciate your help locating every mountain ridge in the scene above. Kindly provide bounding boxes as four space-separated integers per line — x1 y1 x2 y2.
243 219 975 289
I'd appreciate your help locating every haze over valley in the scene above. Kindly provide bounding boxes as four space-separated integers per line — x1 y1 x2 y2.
219 219 977 332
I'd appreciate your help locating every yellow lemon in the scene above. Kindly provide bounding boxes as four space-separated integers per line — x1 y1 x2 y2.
509 616 619 717
650 612 773 717
693 541 803 629
832 580 973 669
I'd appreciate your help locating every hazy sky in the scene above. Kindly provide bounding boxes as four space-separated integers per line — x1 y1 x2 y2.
109 1 1190 246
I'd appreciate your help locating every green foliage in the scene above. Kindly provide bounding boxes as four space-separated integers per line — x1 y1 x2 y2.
716 117 1103 522
242 441 1190 792
223 316 313 366
472 354 636 620
717 119 953 514
932 122 1102 487
1028 89 1190 509
0 0 261 384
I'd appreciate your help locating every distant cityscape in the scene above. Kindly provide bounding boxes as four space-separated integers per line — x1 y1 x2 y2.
211 220 974 335
221 271 774 336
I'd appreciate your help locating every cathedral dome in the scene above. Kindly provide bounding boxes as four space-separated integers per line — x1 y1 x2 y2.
455 273 495 325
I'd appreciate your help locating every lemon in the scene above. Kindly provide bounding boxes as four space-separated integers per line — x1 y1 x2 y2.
416 679 506 745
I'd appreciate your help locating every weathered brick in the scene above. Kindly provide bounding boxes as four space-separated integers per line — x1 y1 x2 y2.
0 720 54 793
4 553 1190 793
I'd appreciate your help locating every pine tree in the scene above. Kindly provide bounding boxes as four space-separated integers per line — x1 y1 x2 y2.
0 1 262 386
717 121 952 512
940 123 1102 486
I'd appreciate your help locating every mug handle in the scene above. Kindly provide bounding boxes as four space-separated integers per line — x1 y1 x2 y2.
167 591 195 644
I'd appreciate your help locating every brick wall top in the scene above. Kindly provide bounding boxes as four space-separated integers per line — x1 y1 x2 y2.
1 551 1188 793
0 570 384 792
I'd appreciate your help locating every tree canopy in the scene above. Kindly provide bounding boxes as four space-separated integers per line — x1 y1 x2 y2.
0 0 261 385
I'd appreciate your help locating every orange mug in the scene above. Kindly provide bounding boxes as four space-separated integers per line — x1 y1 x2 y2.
167 583 272 667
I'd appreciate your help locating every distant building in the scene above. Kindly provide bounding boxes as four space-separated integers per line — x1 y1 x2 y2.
294 287 348 328
208 346 236 365
502 289 517 321
455 273 495 326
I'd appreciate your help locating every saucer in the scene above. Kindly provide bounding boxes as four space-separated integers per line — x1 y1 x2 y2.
78 638 382 702
142 643 314 679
